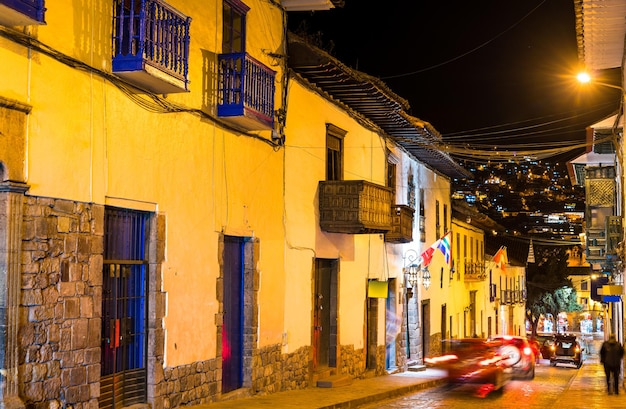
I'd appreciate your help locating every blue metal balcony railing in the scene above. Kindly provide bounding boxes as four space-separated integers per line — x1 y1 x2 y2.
0 0 46 25
112 0 190 92
218 52 276 130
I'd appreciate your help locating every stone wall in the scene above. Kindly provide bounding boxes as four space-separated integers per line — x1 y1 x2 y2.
162 358 220 407
429 332 442 357
375 345 387 376
19 197 103 409
162 345 310 408
277 346 309 391
339 345 366 377
251 345 309 394
394 333 408 372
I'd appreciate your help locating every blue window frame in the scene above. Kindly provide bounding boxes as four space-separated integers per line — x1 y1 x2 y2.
223 0 248 54
0 0 46 25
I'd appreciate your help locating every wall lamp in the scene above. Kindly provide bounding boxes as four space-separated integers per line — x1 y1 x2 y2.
403 249 431 290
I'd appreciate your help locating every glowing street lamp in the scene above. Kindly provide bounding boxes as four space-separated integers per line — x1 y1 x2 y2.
576 72 623 91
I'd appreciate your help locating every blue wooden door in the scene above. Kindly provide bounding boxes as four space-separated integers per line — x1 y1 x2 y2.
222 236 244 393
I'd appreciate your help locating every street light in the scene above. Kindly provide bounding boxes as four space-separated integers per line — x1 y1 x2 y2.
403 249 431 290
576 72 623 91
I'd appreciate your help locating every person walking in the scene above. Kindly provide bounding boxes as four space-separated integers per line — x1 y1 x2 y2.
600 334 624 395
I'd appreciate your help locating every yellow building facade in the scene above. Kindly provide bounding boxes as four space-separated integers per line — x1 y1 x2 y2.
0 1 326 408
0 1 517 409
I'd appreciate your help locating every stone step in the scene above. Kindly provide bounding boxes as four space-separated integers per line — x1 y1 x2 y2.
316 374 353 388
408 364 427 372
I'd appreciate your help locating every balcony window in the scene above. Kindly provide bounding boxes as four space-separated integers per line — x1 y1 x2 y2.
112 0 191 94
0 0 46 26
223 0 247 54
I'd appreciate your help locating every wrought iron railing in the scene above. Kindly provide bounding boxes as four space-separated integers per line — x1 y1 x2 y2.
217 52 276 129
112 0 191 87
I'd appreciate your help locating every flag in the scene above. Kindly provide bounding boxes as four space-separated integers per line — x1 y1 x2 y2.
437 231 452 266
420 239 440 267
493 246 508 271
421 232 452 267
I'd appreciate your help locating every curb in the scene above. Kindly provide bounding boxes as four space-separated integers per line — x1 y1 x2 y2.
319 378 447 409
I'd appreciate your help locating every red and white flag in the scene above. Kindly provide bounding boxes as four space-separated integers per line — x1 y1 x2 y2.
420 232 453 267
493 246 508 271
420 239 440 267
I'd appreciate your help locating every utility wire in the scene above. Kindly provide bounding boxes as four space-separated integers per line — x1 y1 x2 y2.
443 101 618 138
381 0 547 79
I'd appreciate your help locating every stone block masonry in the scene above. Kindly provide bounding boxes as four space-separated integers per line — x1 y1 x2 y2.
19 197 103 409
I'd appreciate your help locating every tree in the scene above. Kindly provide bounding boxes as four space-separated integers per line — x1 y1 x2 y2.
525 246 582 336
540 287 582 333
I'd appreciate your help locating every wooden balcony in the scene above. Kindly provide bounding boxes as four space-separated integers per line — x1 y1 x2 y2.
319 180 392 234
464 261 486 282
385 205 414 243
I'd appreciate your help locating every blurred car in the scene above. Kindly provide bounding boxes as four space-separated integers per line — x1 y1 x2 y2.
490 335 536 380
425 338 509 395
549 334 583 368
535 333 556 359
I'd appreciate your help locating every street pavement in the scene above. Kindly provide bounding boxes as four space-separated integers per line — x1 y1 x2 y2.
190 334 626 409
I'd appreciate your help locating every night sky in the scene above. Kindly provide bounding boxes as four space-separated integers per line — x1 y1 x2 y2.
287 0 621 161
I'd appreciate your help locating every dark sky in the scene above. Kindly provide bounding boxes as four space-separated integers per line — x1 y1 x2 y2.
287 0 621 161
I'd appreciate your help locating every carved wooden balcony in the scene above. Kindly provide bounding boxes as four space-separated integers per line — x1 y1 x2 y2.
319 180 392 234
385 205 414 243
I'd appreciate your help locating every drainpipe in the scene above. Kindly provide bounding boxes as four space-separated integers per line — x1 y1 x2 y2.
406 287 411 359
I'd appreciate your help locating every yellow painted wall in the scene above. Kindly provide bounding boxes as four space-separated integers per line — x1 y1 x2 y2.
1 0 288 367
283 78 388 350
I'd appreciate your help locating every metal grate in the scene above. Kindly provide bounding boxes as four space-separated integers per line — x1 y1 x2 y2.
100 208 149 409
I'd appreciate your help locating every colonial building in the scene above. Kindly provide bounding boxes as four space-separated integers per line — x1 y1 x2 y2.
0 1 341 408
0 1 509 409
285 33 471 375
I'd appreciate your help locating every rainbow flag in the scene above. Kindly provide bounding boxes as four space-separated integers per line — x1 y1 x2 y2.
437 231 452 266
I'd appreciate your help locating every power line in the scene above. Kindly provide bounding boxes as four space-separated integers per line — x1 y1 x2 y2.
381 0 547 79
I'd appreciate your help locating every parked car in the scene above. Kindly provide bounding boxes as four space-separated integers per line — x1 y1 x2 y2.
490 335 536 380
549 334 583 368
425 338 509 396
